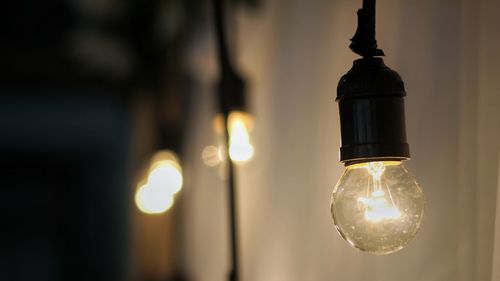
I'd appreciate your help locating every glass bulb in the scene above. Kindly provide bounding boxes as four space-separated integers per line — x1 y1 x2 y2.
208 112 255 164
228 111 254 163
148 150 183 194
134 150 183 215
135 184 174 214
148 162 183 194
330 161 425 255
227 111 254 162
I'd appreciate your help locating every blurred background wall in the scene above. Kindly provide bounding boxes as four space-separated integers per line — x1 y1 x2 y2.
180 0 500 281
1 0 499 281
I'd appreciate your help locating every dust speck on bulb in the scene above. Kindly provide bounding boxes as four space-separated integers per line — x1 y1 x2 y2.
331 161 425 255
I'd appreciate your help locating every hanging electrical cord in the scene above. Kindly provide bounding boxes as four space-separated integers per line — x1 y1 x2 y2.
213 0 232 72
211 0 248 280
213 0 247 116
349 0 385 58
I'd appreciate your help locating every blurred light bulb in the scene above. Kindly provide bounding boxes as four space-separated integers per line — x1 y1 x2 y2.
135 184 174 214
330 161 425 255
148 162 183 194
205 112 255 166
134 150 183 215
227 111 254 162
148 150 183 194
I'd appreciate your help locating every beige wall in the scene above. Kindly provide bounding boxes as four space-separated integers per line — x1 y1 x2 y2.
180 0 500 280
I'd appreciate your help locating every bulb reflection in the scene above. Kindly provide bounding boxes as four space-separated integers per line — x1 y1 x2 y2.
202 145 224 167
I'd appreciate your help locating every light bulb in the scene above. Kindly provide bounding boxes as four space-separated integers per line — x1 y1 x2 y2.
134 150 183 215
208 112 255 164
135 184 174 214
148 162 183 194
330 161 425 255
148 150 183 194
227 111 254 162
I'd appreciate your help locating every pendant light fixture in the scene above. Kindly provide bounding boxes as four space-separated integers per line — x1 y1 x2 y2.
134 103 185 216
213 0 254 165
330 0 425 255
134 41 186 215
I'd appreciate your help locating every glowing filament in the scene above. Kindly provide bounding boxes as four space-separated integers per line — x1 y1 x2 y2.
358 191 401 222
358 162 401 222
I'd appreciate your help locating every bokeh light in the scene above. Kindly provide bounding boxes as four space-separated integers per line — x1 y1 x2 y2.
135 184 174 215
135 150 183 215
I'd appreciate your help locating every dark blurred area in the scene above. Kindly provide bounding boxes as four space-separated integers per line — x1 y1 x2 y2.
0 0 204 280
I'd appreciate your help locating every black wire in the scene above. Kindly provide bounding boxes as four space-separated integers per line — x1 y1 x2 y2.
213 0 232 72
363 0 374 11
350 0 385 57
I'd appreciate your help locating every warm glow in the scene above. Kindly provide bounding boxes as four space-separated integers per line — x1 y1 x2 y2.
357 162 401 222
148 162 183 194
213 114 226 134
135 150 183 215
331 160 425 254
348 161 401 170
151 150 181 168
205 112 255 165
135 184 174 214
358 191 401 222
228 111 254 162
148 150 183 194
